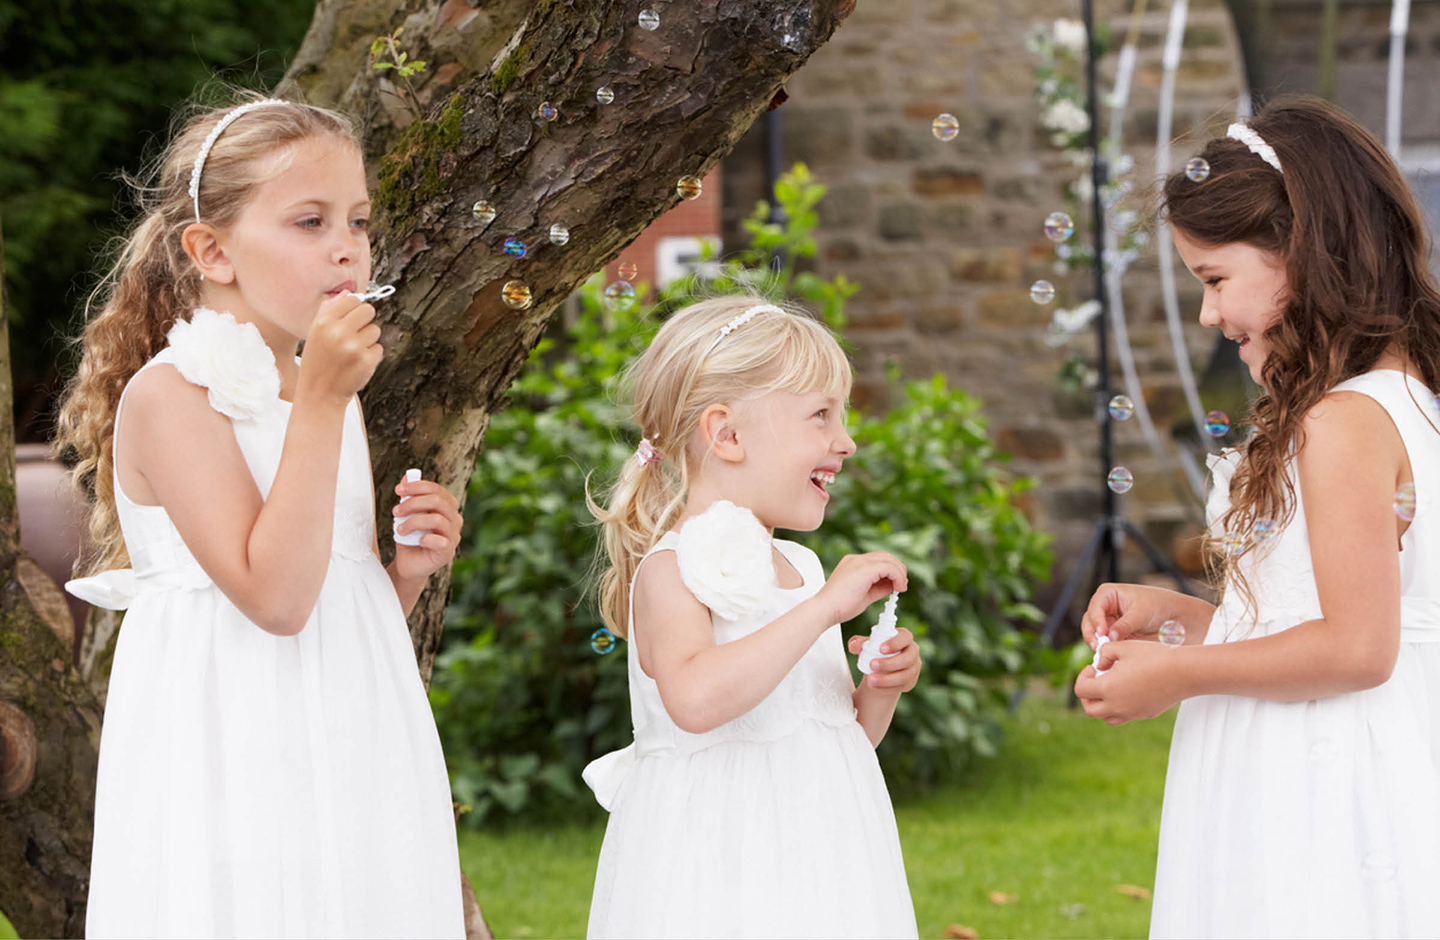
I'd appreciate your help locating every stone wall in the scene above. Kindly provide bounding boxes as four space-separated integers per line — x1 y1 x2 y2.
722 0 1248 599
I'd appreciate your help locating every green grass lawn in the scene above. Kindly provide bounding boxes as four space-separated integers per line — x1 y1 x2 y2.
0 911 14 940
460 690 1177 939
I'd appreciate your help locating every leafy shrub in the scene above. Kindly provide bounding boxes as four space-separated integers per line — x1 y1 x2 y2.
429 166 1052 824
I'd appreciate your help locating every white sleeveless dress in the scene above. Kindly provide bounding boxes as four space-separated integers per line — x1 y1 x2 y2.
70 310 464 938
1151 370 1440 938
584 529 917 939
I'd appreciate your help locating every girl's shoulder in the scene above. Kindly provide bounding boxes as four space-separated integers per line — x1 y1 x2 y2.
159 307 282 422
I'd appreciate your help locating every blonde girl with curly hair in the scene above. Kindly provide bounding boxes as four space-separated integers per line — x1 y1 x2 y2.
584 297 921 938
56 93 464 937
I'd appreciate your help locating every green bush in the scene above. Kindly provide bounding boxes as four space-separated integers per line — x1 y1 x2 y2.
430 166 1052 824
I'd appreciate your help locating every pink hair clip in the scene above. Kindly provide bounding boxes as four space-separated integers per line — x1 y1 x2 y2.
636 438 664 466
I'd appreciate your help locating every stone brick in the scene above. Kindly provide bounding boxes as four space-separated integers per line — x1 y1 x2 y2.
912 168 985 197
865 125 931 161
782 108 853 165
824 240 861 262
950 247 1022 283
975 289 1051 329
878 203 923 241
915 303 967 334
817 183 872 228
997 426 1066 462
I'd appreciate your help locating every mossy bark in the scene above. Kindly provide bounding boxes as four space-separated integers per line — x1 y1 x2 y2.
282 0 856 682
0 217 104 938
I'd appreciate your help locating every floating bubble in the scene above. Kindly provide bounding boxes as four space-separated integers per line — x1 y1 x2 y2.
1108 394 1134 421
932 112 960 142
618 261 638 281
1108 209 1137 234
1252 518 1279 543
1205 410 1231 437
471 201 496 225
536 101 557 122
675 175 703 200
548 223 570 246
1030 279 1056 304
590 628 617 655
503 237 527 258
1044 211 1074 243
604 280 636 313
1394 482 1417 522
1107 466 1134 494
1158 619 1185 648
638 8 660 30
1185 157 1211 183
501 280 532 310
596 86 615 105
1220 532 1247 556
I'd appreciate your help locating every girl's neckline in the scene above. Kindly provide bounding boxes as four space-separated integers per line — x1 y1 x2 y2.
657 529 810 592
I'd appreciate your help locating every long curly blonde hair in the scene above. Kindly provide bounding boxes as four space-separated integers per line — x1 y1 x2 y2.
588 296 853 637
1162 96 1440 616
54 91 358 575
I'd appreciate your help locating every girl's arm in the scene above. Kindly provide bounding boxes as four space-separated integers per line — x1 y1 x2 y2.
633 550 906 735
1076 391 1408 719
122 297 382 636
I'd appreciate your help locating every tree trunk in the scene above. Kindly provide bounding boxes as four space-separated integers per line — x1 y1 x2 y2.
283 0 856 681
0 217 104 938
1 2 853 934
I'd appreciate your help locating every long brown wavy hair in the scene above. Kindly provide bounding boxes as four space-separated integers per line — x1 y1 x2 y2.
1162 95 1440 613
54 91 358 575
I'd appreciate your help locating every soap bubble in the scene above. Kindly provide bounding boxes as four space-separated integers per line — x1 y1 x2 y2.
604 280 636 312
1158 619 1185 648
591 628 617 655
1030 279 1056 304
676 175 703 200
501 280 532 310
1252 518 1279 543
618 261 638 281
596 86 615 105
1220 532 1247 556
536 101 557 122
548 223 570 246
1107 466 1134 494
931 113 959 142
1044 211 1074 243
1185 157 1211 182
1394 482 1417 522
503 237 527 258
1205 410 1230 436
471 201 496 225
1108 395 1134 421
638 9 659 30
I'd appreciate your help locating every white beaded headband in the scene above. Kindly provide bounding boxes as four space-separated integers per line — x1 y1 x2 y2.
1226 122 1283 175
189 99 289 223
702 304 785 357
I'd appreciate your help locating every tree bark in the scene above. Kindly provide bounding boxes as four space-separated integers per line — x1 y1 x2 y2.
0 217 104 938
283 0 856 681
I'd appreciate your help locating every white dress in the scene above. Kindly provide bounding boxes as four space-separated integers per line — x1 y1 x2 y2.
70 310 464 938
583 524 917 939
1151 370 1440 939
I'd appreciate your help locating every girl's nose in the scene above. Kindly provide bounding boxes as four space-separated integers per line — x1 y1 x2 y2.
835 427 857 458
1197 296 1222 329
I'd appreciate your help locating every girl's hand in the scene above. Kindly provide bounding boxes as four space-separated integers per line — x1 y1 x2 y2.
298 294 384 404
1081 582 1177 648
1073 639 1186 724
847 628 922 692
390 477 462 581
815 552 908 625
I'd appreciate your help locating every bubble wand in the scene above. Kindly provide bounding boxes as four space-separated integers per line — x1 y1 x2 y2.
858 592 900 675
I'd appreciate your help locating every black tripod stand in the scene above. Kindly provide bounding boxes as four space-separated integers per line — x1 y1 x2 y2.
1012 0 1194 709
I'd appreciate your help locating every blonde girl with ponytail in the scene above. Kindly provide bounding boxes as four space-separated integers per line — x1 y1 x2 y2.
55 92 464 936
585 296 920 939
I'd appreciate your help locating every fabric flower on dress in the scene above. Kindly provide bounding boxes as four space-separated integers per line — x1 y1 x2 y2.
166 307 281 421
675 500 777 621
1204 447 1242 532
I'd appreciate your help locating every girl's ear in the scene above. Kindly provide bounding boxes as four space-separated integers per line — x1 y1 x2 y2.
181 222 235 284
700 403 745 463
